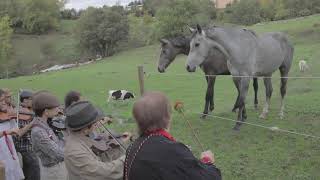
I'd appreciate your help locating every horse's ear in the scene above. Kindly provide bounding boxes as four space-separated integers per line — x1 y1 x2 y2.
202 30 206 36
160 39 169 46
188 25 196 33
196 24 202 33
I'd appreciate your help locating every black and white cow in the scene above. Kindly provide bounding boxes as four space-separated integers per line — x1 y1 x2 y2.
107 90 135 102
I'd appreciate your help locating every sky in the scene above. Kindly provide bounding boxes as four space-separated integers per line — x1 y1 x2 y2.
64 0 134 10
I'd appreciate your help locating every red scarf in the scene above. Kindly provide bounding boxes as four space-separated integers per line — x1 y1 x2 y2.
3 131 16 160
144 129 176 142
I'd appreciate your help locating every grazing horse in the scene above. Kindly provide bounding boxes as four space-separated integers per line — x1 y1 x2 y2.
158 34 259 119
186 25 293 130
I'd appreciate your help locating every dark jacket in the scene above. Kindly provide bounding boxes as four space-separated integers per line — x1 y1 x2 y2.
124 135 221 180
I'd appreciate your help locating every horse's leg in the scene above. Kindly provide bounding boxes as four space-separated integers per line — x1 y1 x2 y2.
233 77 250 131
232 77 241 112
253 77 259 110
209 76 216 112
243 104 247 120
259 76 273 119
201 76 214 119
279 66 289 119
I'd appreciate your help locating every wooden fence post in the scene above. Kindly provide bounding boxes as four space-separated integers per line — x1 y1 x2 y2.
138 66 145 96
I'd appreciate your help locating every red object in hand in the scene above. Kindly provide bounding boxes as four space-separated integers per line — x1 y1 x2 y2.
174 101 184 113
201 156 213 164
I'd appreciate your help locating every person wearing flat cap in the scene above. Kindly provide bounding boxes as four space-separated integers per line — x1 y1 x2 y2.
64 101 125 180
13 90 41 180
30 91 68 180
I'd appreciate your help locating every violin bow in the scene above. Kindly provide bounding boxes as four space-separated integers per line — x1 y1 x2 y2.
15 89 22 128
174 101 205 152
97 120 127 152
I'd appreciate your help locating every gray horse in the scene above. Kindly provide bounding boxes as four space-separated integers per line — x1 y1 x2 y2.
186 25 293 130
158 34 259 119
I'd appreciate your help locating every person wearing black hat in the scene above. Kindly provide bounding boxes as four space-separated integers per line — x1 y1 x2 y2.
30 91 67 180
64 101 125 180
13 90 41 180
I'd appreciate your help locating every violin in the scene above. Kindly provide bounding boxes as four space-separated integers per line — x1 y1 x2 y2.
0 105 34 122
90 131 131 162
89 119 134 162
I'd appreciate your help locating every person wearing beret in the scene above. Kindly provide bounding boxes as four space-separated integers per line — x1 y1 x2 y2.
124 91 222 180
30 91 67 180
64 101 125 180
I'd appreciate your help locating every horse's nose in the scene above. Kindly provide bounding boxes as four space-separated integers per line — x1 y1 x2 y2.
186 65 195 72
186 65 191 72
158 67 165 73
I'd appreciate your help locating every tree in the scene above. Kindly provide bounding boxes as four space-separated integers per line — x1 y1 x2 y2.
0 16 13 75
0 0 24 29
198 0 217 20
259 0 276 21
75 6 129 57
225 0 262 25
155 0 216 38
143 0 170 16
22 0 60 34
61 8 79 19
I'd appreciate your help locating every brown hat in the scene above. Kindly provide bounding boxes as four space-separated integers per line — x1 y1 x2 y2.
32 91 60 110
65 101 104 131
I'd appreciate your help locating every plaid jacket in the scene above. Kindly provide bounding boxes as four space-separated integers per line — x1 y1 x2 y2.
31 117 64 167
13 119 33 152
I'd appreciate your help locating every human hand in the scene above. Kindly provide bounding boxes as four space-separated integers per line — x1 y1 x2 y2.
7 128 20 136
121 132 132 143
200 150 215 164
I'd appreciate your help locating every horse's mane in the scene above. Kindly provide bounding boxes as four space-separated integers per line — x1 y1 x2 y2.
242 28 257 37
168 35 190 48
203 26 258 41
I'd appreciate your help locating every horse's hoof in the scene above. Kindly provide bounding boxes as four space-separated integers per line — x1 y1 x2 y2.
201 114 207 119
209 106 214 112
232 108 237 113
279 112 284 119
233 125 240 131
259 113 267 119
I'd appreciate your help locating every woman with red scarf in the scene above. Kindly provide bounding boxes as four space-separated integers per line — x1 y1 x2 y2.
0 89 25 180
124 91 221 180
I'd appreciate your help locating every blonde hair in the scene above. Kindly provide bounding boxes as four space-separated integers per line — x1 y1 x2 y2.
132 91 172 134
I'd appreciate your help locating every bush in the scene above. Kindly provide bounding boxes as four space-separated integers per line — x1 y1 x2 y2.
126 14 157 48
22 0 60 34
225 0 262 25
298 9 312 17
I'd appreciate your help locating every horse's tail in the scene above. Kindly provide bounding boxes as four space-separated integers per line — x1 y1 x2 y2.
283 35 294 69
273 32 294 69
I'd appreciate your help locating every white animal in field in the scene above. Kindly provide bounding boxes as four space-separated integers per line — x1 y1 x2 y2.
299 60 309 72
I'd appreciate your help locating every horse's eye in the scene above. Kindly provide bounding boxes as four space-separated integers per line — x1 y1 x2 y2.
162 50 166 54
195 43 200 47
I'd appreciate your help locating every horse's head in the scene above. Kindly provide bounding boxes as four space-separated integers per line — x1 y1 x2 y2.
186 24 210 72
158 39 181 73
187 24 230 73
